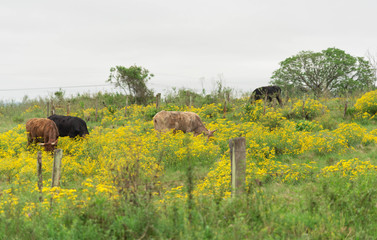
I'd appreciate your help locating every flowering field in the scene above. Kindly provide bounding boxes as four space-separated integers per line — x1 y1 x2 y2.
2 93 377 238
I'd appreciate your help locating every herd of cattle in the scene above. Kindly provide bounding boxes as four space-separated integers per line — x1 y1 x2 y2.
26 115 89 151
26 86 282 151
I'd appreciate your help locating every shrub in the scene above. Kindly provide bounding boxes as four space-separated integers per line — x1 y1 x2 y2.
333 123 366 147
259 111 286 130
354 90 377 119
288 98 329 120
295 120 323 132
144 106 159 121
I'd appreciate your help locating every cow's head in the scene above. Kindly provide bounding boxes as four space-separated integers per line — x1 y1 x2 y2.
80 131 89 138
205 129 217 139
38 140 58 151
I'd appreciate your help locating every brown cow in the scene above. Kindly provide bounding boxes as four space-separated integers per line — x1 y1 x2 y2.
153 111 217 137
26 118 59 151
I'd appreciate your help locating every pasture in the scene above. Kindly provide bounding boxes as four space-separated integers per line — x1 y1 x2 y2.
1 92 377 239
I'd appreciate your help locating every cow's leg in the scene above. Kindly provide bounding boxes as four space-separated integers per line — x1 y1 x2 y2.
276 95 283 106
27 133 32 146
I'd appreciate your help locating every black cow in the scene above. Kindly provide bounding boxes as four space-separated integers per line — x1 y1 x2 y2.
48 114 89 138
250 86 282 106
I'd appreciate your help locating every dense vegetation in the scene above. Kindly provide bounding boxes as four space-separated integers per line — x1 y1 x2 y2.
2 88 377 239
271 47 377 97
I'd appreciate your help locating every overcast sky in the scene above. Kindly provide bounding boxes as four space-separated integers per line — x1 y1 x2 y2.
1 0 377 102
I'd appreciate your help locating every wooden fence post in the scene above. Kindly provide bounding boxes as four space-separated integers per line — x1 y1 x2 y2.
229 137 246 197
51 149 63 188
67 102 70 116
156 93 161 109
51 100 55 115
37 151 43 202
344 99 348 119
46 102 50 117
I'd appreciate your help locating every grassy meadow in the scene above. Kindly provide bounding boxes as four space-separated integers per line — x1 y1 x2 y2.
2 90 377 239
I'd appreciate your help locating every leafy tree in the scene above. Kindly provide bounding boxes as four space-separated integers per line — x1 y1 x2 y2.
107 65 154 104
54 88 65 101
270 48 376 97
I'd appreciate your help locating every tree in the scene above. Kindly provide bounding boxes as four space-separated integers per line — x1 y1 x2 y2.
107 65 154 104
365 50 377 83
270 48 376 97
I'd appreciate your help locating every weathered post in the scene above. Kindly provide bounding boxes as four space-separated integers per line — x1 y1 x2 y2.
189 95 192 108
51 100 55 115
37 151 43 202
344 99 348 119
51 149 63 187
156 93 161 110
67 102 70 116
223 99 227 118
46 101 50 117
229 137 246 197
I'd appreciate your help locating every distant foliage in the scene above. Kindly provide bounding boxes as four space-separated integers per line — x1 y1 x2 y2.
271 47 376 97
107 65 154 105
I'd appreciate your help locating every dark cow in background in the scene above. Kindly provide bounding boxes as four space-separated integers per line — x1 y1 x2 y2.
250 85 283 106
26 118 59 151
48 114 89 138
153 111 217 138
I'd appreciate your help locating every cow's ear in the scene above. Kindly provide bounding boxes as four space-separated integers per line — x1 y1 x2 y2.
208 129 217 135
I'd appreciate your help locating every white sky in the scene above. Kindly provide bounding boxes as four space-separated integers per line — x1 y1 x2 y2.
1 0 377 102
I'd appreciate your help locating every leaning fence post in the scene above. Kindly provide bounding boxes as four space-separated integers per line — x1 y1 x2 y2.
229 137 246 197
51 149 63 187
37 151 43 202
